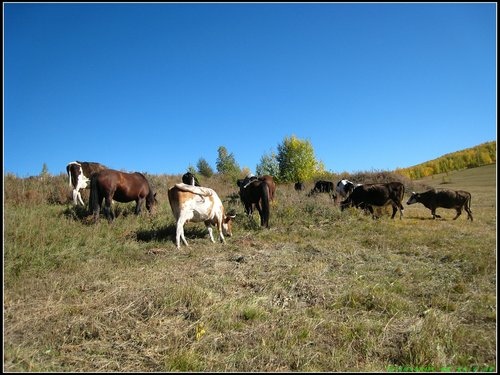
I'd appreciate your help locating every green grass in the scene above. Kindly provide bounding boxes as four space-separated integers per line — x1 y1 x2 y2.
3 166 496 372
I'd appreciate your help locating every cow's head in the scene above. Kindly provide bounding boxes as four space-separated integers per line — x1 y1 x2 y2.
406 192 419 205
222 211 236 237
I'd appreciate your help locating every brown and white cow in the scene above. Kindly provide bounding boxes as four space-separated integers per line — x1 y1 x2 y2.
168 183 235 249
406 189 473 221
341 181 405 219
66 161 108 205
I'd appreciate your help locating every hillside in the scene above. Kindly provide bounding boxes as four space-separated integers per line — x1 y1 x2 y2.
3 162 496 372
395 141 496 179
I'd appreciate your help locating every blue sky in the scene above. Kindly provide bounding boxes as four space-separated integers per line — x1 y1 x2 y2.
4 2 497 177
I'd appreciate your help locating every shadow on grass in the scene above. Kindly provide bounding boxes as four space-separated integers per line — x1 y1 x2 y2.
62 205 90 221
137 224 211 245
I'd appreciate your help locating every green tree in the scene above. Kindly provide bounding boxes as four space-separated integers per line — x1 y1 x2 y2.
216 146 240 178
40 163 50 179
256 150 280 179
276 135 322 182
196 158 214 178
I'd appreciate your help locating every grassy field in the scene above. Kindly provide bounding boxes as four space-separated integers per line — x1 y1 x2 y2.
3 165 496 372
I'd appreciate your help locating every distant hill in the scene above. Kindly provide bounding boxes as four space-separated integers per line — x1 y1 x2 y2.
395 141 496 179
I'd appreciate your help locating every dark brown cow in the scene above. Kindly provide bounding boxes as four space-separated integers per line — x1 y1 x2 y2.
406 189 473 221
294 181 305 191
341 181 405 219
308 180 335 197
66 161 108 205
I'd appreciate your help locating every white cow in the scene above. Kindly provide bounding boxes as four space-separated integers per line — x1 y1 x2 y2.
168 183 235 249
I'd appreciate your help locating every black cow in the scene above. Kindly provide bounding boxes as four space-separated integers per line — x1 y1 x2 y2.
294 181 305 191
182 172 200 186
406 189 473 221
341 181 405 219
308 180 335 197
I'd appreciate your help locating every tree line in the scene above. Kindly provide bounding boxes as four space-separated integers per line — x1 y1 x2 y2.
189 135 324 184
394 141 496 180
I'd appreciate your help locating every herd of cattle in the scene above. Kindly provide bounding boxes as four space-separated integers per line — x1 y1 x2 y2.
66 161 474 248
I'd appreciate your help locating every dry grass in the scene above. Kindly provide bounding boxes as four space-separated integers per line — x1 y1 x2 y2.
3 165 496 372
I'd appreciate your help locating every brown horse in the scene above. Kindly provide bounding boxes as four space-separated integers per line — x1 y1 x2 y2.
89 169 157 222
238 175 271 228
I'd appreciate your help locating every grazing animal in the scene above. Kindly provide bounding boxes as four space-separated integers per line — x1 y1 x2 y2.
238 175 272 228
341 181 405 219
182 172 200 186
406 189 473 221
335 179 356 201
308 180 335 196
168 183 235 249
258 175 276 202
89 169 157 222
294 181 305 191
66 161 107 205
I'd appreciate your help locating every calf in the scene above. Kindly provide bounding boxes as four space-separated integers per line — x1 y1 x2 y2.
406 189 473 221
341 181 405 219
66 161 107 205
168 183 235 249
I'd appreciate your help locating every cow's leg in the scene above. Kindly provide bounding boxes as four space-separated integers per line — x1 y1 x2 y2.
453 208 462 220
431 209 441 219
465 207 473 221
175 218 188 248
205 221 216 243
390 204 398 219
398 202 404 219
72 189 80 205
77 191 85 206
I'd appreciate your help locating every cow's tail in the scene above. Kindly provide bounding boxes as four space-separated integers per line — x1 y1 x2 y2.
400 184 406 211
260 182 270 228
67 166 73 188
89 174 100 218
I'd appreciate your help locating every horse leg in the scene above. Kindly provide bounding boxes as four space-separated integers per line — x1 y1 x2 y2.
135 198 144 215
104 197 114 222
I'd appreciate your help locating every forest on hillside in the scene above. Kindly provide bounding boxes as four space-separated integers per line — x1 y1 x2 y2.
395 141 496 179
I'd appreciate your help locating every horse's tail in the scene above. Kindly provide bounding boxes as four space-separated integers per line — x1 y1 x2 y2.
89 174 100 218
260 182 270 228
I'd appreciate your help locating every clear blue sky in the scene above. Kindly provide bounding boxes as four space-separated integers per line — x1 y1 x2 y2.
4 2 497 177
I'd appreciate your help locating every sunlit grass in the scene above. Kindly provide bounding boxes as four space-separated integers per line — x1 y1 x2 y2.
3 165 496 371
